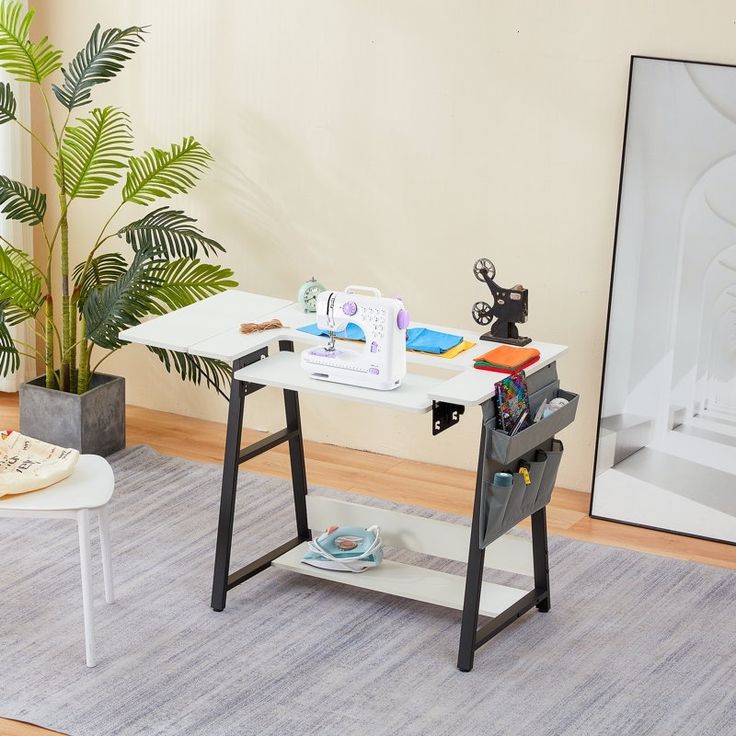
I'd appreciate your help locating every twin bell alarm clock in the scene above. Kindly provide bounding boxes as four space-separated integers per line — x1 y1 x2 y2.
298 276 325 312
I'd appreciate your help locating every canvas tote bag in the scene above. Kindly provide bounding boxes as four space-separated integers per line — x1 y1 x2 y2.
0 430 79 497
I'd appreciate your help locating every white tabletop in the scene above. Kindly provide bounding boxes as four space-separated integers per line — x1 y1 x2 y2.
118 291 292 351
120 290 567 409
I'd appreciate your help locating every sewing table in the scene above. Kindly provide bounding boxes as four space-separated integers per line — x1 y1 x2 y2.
120 290 568 671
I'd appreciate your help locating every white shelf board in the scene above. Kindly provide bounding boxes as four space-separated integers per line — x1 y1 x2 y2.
234 351 437 413
273 542 529 618
306 495 533 576
119 291 293 352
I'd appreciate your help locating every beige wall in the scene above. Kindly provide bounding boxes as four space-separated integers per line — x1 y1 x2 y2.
31 1 736 491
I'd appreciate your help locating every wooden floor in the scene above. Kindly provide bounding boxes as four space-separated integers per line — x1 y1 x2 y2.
1 392 734 736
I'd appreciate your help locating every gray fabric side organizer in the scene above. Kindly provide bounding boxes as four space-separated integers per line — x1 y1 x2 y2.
479 361 576 548
488 388 577 464
479 440 565 548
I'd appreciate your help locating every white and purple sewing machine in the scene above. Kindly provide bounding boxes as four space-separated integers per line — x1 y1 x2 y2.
300 286 410 390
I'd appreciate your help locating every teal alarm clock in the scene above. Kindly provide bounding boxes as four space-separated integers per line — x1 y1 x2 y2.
297 277 325 313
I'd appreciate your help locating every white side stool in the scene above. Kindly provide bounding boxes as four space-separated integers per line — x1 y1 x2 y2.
0 455 115 667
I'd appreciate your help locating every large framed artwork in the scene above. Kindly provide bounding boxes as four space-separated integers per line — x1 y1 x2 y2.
591 56 736 545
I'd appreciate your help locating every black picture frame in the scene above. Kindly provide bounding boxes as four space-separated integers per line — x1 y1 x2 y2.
589 54 736 546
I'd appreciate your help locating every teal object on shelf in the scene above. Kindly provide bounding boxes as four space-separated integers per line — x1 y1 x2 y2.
302 525 384 572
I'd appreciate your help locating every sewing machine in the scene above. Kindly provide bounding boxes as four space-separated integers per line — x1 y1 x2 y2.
300 286 409 390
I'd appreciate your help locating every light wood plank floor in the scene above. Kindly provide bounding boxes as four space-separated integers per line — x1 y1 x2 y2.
1 393 734 736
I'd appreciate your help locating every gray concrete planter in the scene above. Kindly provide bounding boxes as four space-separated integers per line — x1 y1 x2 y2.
19 373 125 456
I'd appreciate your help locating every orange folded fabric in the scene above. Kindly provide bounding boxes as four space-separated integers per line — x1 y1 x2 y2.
474 345 540 373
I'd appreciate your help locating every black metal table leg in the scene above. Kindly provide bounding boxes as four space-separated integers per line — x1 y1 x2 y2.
457 409 554 671
457 423 488 672
211 343 311 611
532 507 551 612
211 359 248 612
280 341 310 540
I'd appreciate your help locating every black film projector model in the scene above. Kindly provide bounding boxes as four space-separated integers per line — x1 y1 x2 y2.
471 258 531 346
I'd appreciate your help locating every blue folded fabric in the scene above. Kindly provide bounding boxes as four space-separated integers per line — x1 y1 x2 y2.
297 323 463 354
406 327 463 354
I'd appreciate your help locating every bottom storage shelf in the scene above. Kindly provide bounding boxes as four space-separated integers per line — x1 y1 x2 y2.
273 542 529 618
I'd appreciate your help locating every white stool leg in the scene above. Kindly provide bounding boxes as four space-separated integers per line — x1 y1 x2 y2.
77 509 96 667
98 505 114 604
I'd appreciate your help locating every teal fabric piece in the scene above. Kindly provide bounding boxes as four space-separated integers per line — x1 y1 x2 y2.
297 323 463 354
405 327 462 353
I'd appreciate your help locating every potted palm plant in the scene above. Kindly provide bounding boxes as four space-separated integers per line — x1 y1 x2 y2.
0 2 236 455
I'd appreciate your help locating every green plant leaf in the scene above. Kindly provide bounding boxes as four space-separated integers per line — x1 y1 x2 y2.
0 175 45 224
52 23 146 110
0 310 20 376
123 136 212 205
0 81 16 123
0 1 61 84
72 251 128 306
147 259 236 315
117 206 225 259
82 246 161 349
147 346 230 399
0 244 43 324
57 106 133 199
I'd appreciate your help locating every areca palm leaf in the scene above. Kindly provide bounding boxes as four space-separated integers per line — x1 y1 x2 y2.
0 175 45 224
57 106 132 198
52 24 146 110
147 346 230 399
147 259 236 315
0 245 42 324
72 252 128 306
122 137 212 205
82 246 161 349
0 1 61 84
117 206 224 258
0 81 16 123
0 311 19 376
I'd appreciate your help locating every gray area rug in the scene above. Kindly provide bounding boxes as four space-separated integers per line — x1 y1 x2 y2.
1 445 734 736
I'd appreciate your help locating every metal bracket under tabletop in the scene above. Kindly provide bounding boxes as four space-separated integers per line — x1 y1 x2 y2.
432 400 466 435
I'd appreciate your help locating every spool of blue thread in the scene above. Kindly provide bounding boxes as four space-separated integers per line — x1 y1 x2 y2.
493 472 513 487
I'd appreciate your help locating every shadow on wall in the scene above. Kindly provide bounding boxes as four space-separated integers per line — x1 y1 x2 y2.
203 106 449 304
206 110 323 289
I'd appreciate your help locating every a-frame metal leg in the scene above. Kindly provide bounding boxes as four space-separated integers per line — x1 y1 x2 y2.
211 357 248 612
280 341 309 540
457 417 553 671
211 344 311 612
457 424 488 672
532 507 551 612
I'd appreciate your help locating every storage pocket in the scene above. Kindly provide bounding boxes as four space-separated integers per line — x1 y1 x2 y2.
480 448 550 547
481 472 526 547
533 439 564 509
527 379 560 416
479 440 566 548
487 388 578 464
520 453 547 517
